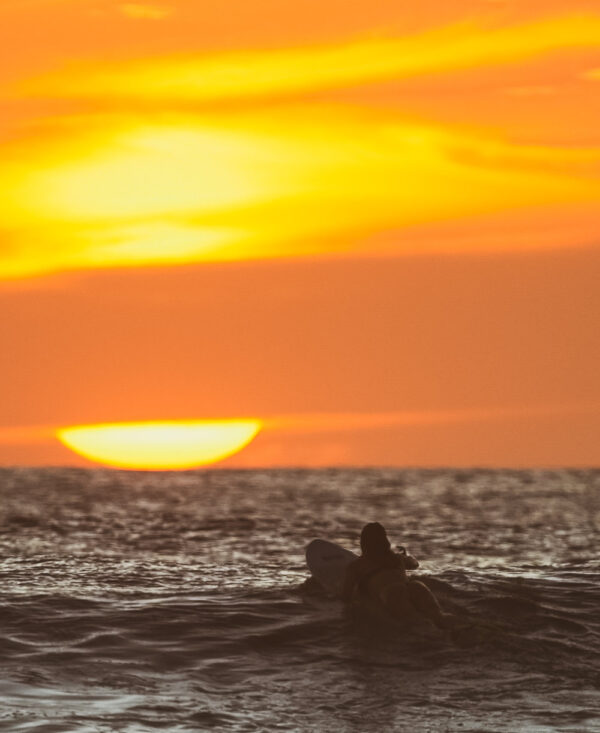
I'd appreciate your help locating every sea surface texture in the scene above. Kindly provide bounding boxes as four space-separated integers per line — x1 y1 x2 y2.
0 467 599 732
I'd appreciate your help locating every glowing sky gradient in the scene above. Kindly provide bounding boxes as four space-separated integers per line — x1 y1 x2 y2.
1 0 599 467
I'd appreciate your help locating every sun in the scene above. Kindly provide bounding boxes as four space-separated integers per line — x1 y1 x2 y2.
56 420 261 470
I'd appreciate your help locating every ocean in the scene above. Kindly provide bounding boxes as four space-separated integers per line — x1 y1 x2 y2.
0 467 598 732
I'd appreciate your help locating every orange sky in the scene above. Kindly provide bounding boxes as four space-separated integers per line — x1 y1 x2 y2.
1 0 599 467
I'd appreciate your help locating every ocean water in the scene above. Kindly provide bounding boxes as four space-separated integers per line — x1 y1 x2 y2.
0 467 599 733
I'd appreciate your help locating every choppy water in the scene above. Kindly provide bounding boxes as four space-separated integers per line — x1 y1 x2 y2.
0 467 599 732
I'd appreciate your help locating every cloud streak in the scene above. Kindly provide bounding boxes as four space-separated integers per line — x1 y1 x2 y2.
2 403 597 446
1 109 599 278
13 14 600 102
264 404 600 434
1 10 599 279
118 3 172 20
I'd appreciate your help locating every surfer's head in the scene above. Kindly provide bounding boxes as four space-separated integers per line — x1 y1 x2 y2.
360 522 391 560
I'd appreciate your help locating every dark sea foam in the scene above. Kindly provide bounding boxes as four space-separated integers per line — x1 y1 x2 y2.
0 467 599 732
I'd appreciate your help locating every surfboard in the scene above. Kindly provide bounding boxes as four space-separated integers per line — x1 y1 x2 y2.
305 539 491 646
305 539 420 597
305 539 357 598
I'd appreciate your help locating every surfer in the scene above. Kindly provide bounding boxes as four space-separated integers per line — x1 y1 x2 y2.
341 522 456 630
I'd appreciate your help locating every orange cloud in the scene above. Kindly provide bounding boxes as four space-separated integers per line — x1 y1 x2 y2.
2 403 597 467
13 14 600 102
264 404 600 433
1 10 598 279
118 3 172 20
2 404 595 442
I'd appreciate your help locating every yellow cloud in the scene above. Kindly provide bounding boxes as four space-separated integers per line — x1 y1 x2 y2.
1 110 599 278
19 126 273 220
12 14 600 102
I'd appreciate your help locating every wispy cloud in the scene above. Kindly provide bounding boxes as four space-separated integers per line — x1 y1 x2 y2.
14 14 600 102
1 107 599 278
264 404 600 433
1 109 599 278
2 403 597 445
118 3 172 20
0 425 54 444
503 85 556 97
2 11 599 279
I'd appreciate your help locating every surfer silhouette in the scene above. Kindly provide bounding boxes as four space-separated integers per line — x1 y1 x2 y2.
341 522 455 630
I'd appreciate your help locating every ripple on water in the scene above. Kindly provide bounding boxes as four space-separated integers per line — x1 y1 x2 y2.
0 467 599 732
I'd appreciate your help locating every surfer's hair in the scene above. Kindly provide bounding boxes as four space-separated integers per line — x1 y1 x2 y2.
360 522 392 560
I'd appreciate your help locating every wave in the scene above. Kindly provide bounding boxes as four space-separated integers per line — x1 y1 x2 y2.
2 467 599 731
2 567 598 673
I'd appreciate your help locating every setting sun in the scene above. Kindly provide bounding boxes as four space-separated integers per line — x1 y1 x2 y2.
56 420 262 470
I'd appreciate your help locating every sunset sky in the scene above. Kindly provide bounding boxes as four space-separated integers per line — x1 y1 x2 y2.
1 0 599 467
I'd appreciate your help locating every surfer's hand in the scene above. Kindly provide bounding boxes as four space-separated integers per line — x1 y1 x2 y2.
396 546 419 570
405 553 419 570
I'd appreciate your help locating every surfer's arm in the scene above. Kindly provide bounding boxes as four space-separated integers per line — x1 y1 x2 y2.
390 553 409 583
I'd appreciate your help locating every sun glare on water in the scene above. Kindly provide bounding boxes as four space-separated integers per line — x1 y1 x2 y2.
56 420 262 470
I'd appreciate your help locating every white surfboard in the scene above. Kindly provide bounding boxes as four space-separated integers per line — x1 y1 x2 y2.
305 539 485 645
306 539 420 597
305 539 357 598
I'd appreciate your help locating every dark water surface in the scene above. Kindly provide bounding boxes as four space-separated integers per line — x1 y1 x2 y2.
0 467 599 732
